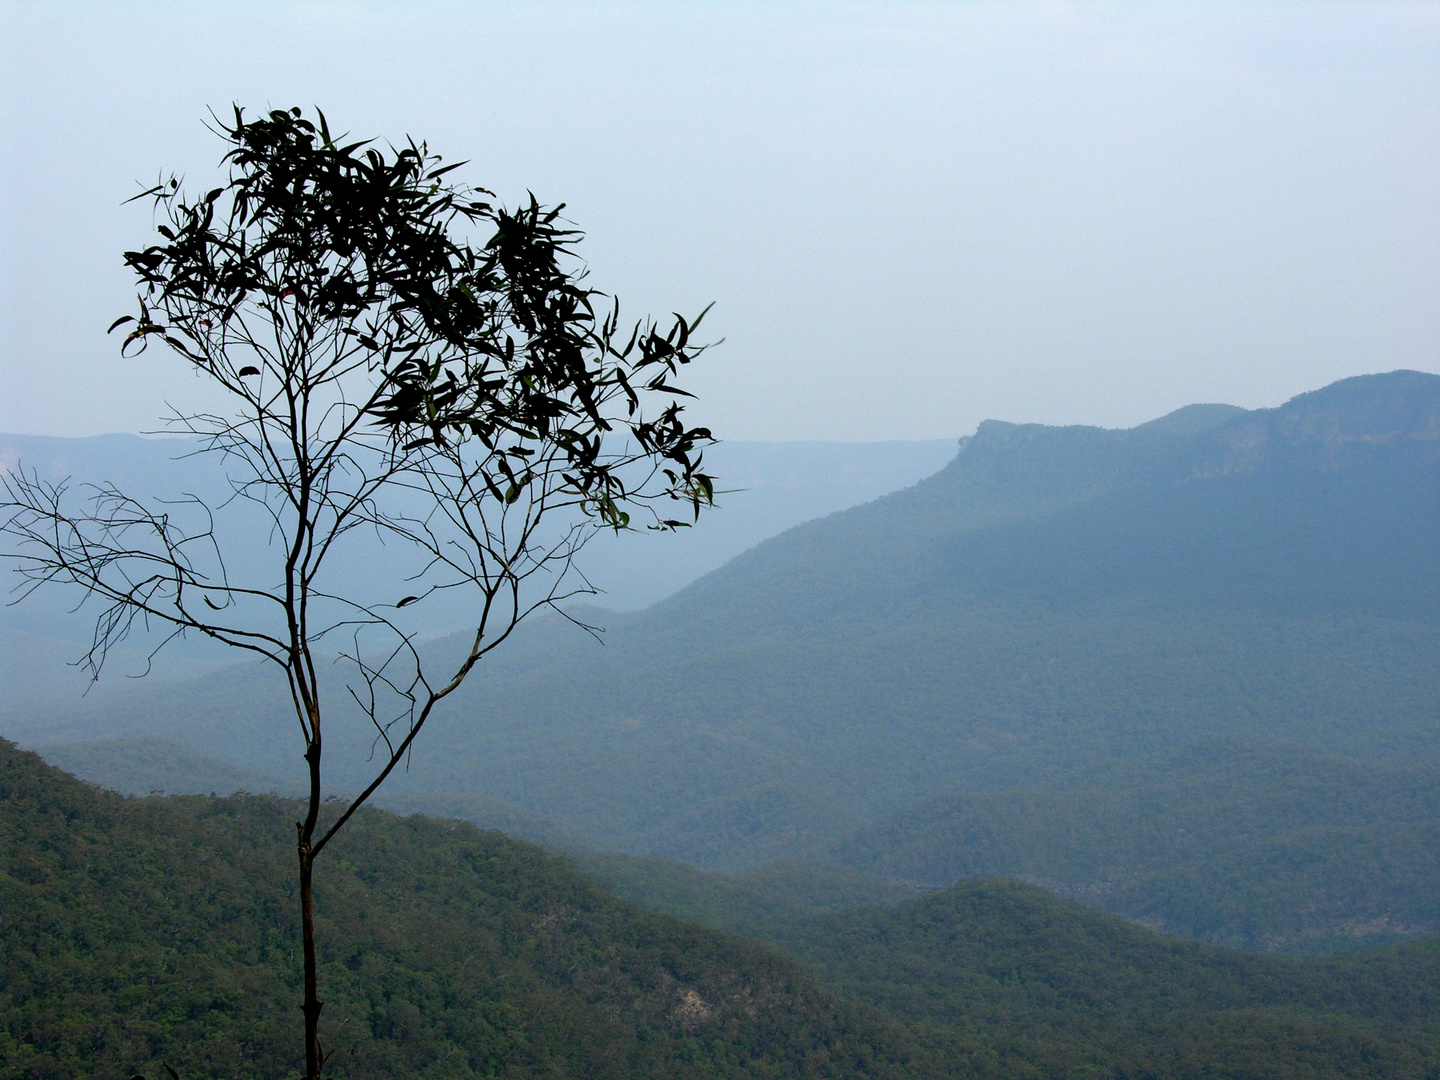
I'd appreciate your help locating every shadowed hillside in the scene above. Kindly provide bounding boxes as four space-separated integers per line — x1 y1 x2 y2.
6 739 1440 1079
386 371 1440 865
820 737 1440 952
0 740 925 1080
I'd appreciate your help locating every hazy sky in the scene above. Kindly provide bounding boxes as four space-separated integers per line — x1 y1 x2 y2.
2 1 1436 441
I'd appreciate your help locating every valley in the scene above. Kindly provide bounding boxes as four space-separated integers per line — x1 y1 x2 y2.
4 370 1438 1075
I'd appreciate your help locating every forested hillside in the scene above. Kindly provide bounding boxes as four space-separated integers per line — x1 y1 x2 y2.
822 737 1440 952
398 370 1438 870
0 741 918 1080
6 742 1440 1079
772 881 1440 1078
572 853 1440 1075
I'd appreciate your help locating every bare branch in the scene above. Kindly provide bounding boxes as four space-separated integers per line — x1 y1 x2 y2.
9 105 719 1079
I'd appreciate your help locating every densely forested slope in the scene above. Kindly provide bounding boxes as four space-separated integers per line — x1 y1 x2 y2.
383 370 1440 867
573 858 1440 1077
563 851 1440 1078
568 853 921 941
0 740 927 1080
772 880 1440 1079
822 737 1440 952
8 739 1440 1080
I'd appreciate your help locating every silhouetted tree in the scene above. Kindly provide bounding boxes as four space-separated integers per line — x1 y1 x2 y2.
1 106 715 1078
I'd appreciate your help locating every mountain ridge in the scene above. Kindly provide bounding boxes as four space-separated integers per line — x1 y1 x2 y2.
7 737 1440 1078
12 373 1438 945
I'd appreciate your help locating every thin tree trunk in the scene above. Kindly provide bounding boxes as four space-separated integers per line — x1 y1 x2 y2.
299 838 321 1078
299 731 324 1078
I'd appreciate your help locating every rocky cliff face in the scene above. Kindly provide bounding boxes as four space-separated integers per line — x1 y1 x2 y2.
943 369 1440 491
1195 370 1440 475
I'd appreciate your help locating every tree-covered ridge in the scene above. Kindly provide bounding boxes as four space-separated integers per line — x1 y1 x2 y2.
821 737 1440 952
31 737 607 854
567 853 921 940
773 880 1440 1079
0 740 919 1080
572 853 1440 1078
32 737 301 799
6 739 1440 1078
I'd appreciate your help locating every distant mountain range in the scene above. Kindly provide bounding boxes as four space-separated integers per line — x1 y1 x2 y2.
8 370 1438 953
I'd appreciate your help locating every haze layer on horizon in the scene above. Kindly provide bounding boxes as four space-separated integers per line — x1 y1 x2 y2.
1 1 1436 441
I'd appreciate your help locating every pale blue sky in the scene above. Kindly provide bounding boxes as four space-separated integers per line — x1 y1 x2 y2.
2 1 1436 440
